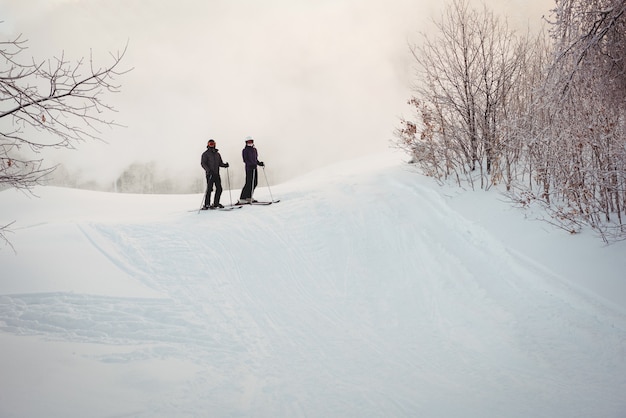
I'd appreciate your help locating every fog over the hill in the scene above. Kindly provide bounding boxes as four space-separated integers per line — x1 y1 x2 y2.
1 0 552 192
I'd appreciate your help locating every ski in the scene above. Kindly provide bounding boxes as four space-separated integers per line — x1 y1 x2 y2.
232 199 280 206
250 200 280 205
194 205 243 212
213 206 242 211
234 201 267 205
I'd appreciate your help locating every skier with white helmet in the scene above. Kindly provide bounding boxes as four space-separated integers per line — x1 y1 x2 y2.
237 136 264 204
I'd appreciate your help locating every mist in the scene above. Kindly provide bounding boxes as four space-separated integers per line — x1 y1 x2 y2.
2 0 552 192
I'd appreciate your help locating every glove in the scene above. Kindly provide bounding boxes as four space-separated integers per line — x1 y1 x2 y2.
258 161 265 167
224 162 229 168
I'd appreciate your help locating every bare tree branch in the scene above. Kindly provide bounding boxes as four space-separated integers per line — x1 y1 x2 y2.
0 32 131 247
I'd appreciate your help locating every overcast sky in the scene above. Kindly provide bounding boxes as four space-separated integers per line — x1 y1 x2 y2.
2 0 553 187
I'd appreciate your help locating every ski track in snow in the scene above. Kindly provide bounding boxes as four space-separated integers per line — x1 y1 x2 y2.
1 162 626 417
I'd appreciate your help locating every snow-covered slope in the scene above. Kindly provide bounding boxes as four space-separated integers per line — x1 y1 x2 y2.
1 153 625 418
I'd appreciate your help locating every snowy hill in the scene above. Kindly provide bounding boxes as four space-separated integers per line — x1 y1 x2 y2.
1 152 626 418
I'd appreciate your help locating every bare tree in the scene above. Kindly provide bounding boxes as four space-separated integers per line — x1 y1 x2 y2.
1 32 129 247
396 0 533 190
398 0 626 242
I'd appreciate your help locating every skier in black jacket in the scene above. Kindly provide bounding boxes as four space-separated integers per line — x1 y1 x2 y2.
201 139 229 209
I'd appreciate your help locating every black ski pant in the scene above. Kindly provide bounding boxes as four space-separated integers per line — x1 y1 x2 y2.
204 172 223 207
239 168 258 200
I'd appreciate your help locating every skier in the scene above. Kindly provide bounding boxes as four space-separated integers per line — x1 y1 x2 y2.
237 136 264 204
201 139 229 209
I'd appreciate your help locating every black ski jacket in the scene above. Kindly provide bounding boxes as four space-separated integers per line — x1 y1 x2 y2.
201 147 227 175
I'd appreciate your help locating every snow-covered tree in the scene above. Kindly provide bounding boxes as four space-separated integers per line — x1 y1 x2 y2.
399 0 626 241
519 0 626 241
396 0 534 190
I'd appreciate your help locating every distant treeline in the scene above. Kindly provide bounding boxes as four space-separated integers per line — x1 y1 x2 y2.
48 161 209 194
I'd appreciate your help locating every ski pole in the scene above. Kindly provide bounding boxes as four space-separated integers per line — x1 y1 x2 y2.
226 167 233 207
251 168 256 202
198 184 208 214
261 165 275 202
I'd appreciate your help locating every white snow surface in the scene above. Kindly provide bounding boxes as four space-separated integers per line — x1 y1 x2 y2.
1 152 625 418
